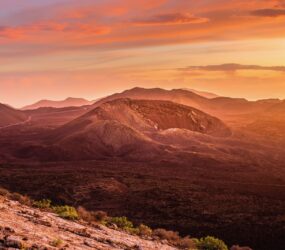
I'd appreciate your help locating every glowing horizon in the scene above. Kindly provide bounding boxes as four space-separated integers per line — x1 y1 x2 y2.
1 0 285 107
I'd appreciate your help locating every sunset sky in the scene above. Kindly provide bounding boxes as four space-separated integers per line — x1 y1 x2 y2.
1 0 285 107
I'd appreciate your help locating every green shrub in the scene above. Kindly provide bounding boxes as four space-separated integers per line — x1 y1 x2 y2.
195 236 228 250
33 199 52 209
50 238 63 247
53 205 79 220
108 216 133 230
125 227 140 235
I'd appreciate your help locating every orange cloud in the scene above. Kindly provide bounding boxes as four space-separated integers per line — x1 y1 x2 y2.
0 21 110 41
132 13 209 26
0 26 24 39
251 8 285 17
179 64 285 72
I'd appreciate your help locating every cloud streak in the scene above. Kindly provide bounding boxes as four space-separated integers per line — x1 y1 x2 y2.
251 8 285 17
132 13 209 26
0 21 110 40
179 64 285 72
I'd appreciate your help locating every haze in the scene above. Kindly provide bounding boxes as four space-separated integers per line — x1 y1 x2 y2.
1 0 285 107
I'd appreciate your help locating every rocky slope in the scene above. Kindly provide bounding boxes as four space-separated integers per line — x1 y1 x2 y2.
0 195 176 250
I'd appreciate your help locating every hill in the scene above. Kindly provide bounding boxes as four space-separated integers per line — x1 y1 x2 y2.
22 97 93 110
0 104 28 128
265 100 285 115
42 98 231 160
93 87 281 118
182 88 219 98
16 98 230 161
93 88 208 111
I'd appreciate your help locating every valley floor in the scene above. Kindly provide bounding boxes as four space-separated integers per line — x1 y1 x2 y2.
0 160 285 250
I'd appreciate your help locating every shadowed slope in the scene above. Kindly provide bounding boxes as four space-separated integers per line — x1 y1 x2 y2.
0 104 28 127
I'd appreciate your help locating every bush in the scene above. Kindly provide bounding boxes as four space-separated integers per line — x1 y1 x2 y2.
77 206 95 222
152 229 197 249
50 238 63 247
125 227 140 235
53 205 79 220
0 188 32 206
33 199 52 209
152 228 180 242
77 206 108 223
138 224 152 237
0 187 9 196
177 236 197 249
108 216 134 230
93 210 108 222
195 236 228 250
9 192 32 206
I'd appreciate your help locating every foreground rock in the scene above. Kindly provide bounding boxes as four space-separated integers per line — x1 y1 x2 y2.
0 196 176 250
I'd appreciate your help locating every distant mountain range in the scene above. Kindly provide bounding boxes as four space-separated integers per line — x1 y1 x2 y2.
20 88 284 118
2 88 284 130
92 87 283 118
181 88 219 98
22 97 94 110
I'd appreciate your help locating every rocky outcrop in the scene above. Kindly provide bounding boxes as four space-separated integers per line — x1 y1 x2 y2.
0 196 176 250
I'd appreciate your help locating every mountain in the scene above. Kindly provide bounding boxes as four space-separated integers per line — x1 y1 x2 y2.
93 87 208 110
182 88 219 98
26 98 230 161
0 104 28 127
93 87 281 117
265 100 285 115
22 97 93 110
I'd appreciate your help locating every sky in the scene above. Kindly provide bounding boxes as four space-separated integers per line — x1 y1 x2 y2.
1 0 285 107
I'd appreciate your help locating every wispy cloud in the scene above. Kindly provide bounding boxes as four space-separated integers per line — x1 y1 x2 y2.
132 12 209 26
179 64 285 72
0 21 110 40
251 8 285 17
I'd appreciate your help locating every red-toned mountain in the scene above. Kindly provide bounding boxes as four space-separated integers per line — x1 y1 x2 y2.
93 87 281 117
35 98 230 160
22 97 93 110
182 88 219 98
0 103 28 128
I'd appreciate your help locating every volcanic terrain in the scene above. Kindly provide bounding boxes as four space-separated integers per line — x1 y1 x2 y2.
0 88 285 250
